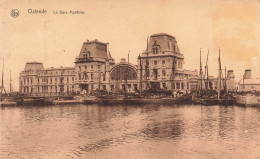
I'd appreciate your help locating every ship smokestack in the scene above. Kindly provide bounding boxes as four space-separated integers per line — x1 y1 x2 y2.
244 69 251 79
227 70 234 78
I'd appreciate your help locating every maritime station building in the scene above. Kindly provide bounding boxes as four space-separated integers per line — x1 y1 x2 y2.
19 33 199 96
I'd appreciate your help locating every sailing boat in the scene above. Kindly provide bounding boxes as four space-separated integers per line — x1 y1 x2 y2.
192 48 235 105
0 58 16 106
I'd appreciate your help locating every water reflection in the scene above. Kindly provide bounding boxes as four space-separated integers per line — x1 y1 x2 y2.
1 104 260 158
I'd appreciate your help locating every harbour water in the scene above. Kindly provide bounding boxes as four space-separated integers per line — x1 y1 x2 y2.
1 104 260 159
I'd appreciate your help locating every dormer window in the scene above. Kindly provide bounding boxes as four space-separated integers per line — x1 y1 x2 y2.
152 41 160 54
83 51 91 58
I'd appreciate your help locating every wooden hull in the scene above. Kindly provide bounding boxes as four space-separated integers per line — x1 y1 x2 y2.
193 98 235 106
53 100 84 105
83 99 98 105
16 98 53 106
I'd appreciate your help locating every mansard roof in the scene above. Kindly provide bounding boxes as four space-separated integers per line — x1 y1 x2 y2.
150 33 176 39
24 61 44 71
79 40 111 59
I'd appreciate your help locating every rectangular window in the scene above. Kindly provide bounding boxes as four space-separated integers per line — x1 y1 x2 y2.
91 73 93 80
134 84 138 91
162 70 166 77
154 61 157 65
128 84 131 89
103 73 105 81
98 65 101 70
176 83 180 89
163 83 166 89
78 73 81 81
84 73 87 80
147 71 150 77
91 65 93 69
110 85 114 91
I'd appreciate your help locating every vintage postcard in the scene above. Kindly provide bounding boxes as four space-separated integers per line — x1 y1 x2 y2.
0 0 260 158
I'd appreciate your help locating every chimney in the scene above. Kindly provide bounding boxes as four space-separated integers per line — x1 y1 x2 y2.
244 69 251 79
227 70 234 78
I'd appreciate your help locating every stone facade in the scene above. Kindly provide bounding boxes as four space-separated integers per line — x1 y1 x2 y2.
74 39 115 93
138 33 198 92
19 62 75 96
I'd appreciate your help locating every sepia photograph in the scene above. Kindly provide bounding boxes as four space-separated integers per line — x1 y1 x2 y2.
0 0 260 158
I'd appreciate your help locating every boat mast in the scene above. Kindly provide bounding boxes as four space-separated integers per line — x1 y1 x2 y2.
205 49 209 90
217 48 222 99
199 48 203 91
139 54 142 97
145 36 149 90
10 70 12 93
242 74 244 92
1 58 4 101
224 66 227 92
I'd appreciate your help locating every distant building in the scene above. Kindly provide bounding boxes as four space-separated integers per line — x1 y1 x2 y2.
19 62 44 95
139 33 198 92
19 62 75 96
238 69 260 91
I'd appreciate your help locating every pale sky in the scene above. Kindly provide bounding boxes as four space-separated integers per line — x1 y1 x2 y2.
0 0 259 91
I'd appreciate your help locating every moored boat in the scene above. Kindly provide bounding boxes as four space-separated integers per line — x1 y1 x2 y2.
14 97 53 106
236 94 260 106
82 96 98 104
0 100 17 106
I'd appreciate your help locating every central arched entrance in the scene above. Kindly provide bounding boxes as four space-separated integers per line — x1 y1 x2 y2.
110 60 138 92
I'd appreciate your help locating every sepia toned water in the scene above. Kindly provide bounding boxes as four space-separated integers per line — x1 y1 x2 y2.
1 104 260 159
